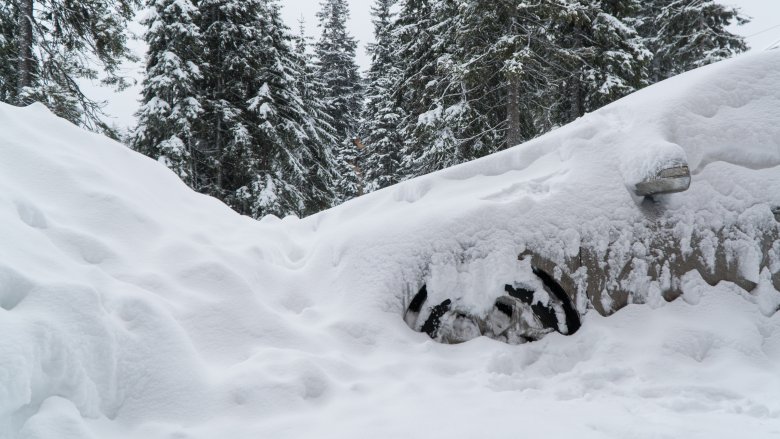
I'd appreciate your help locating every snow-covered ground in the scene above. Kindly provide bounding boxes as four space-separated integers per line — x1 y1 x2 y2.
2 51 780 438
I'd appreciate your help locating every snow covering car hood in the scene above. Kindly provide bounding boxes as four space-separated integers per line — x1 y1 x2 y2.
1 51 779 438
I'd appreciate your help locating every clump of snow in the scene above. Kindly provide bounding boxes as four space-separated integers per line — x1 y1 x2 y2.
1 51 780 438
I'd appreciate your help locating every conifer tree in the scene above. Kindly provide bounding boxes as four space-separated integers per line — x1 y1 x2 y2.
292 17 338 214
391 0 448 179
395 0 519 177
194 0 252 205
546 0 651 123
195 0 335 218
361 0 404 192
293 18 325 118
360 0 748 190
0 0 138 132
133 0 336 218
133 0 203 188
409 0 489 176
315 0 363 203
0 1 18 104
454 0 549 149
638 0 748 81
315 0 363 139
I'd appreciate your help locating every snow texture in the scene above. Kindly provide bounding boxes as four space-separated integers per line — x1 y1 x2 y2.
1 51 780 438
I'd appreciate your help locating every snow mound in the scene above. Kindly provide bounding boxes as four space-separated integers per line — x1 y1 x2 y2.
1 51 780 438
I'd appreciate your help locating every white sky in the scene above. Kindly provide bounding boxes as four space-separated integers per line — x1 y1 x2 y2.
281 0 374 69
93 0 780 132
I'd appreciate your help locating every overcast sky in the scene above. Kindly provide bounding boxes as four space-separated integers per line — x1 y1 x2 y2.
281 0 374 70
96 0 780 132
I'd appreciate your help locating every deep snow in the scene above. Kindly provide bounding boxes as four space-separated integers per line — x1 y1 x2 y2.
1 51 780 438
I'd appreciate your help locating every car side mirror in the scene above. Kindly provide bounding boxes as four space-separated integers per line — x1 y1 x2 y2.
634 165 691 197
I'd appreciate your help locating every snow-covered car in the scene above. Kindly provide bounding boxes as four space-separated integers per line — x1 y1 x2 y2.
399 56 780 345
403 157 778 345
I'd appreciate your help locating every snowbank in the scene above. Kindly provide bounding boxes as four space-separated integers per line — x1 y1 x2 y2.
1 50 780 438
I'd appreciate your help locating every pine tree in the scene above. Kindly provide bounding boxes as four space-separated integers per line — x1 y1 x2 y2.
0 1 18 104
291 16 338 214
315 0 363 139
453 0 550 150
388 0 647 176
133 0 336 218
0 0 138 132
638 0 748 82
315 0 364 203
537 0 650 124
360 0 404 192
293 18 327 121
503 1 602 137
391 0 448 179
411 0 492 175
133 0 204 188
393 0 513 177
360 0 748 189
195 0 335 218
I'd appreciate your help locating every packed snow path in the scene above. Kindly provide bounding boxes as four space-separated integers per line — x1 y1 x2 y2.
1 51 780 438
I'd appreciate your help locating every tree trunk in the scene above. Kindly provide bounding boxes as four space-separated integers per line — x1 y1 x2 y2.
187 137 197 191
16 0 34 102
570 72 583 121
213 5 224 196
506 76 521 147
215 104 223 193
570 32 585 122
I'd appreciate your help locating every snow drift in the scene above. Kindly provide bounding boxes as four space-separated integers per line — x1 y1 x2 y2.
1 51 780 438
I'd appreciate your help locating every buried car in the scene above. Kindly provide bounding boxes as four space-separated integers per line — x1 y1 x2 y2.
392 56 780 345
403 155 780 344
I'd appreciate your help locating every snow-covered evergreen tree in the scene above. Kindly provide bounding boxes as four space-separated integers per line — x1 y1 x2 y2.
0 0 138 132
195 0 335 218
367 0 748 188
0 1 18 104
314 0 364 203
293 18 329 126
390 0 452 179
393 0 534 177
501 2 570 141
268 12 336 215
315 0 363 139
545 0 651 123
409 0 492 176
290 16 338 214
196 0 254 206
360 0 404 192
638 0 748 81
133 0 203 188
453 0 548 150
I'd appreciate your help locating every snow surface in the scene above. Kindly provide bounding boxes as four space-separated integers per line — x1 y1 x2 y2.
2 51 780 438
